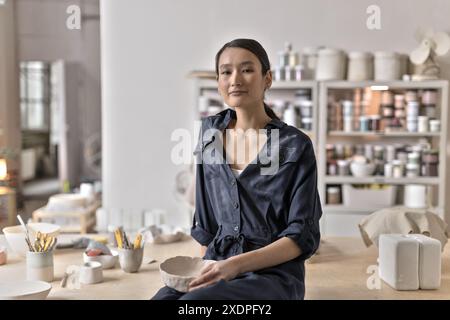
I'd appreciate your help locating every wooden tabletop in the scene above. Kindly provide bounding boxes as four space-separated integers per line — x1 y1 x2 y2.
0 235 448 299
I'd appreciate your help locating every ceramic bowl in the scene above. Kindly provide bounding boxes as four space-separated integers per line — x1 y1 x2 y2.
83 249 119 269
2 223 60 257
0 280 51 300
159 256 215 293
350 162 376 177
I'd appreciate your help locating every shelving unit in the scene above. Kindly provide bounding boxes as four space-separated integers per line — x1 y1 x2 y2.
318 80 449 236
193 78 319 150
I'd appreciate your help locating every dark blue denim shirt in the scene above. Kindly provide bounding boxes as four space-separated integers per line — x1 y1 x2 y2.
191 108 322 267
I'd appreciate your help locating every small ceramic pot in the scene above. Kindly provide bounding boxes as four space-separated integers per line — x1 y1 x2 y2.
118 247 144 273
79 261 103 284
26 251 54 282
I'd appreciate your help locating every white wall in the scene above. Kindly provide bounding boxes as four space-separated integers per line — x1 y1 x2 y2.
100 0 450 228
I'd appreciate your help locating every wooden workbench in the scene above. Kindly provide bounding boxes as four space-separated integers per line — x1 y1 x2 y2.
0 236 448 299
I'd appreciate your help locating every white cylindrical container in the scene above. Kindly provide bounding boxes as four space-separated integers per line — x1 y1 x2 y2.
417 116 429 133
429 119 441 133
342 100 354 117
407 117 418 132
343 116 353 132
283 104 298 127
26 251 54 282
347 52 374 81
285 66 294 81
315 48 346 80
374 51 401 81
404 185 427 208
79 261 103 284
384 163 393 177
406 101 419 117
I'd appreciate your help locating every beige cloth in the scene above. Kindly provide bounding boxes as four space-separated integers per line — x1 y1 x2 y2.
358 206 448 250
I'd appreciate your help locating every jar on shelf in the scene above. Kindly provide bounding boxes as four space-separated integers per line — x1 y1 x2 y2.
406 163 421 177
327 186 341 204
429 119 441 133
405 90 418 103
369 115 381 131
374 51 401 81
384 162 393 177
394 94 405 108
326 144 335 162
364 144 374 160
337 159 350 176
315 48 346 80
407 152 421 165
417 116 429 133
327 160 338 176
300 47 318 80
392 160 405 178
359 116 369 132
283 104 298 127
422 90 437 105
347 51 373 81
273 66 285 81
386 145 396 163
344 145 354 159
423 105 437 118
343 116 353 132
406 117 418 132
298 100 313 118
294 65 304 81
285 66 294 81
422 163 439 176
301 118 313 131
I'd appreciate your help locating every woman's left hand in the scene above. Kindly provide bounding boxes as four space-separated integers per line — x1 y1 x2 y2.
188 259 240 291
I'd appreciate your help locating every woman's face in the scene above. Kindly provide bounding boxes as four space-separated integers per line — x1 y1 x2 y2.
217 47 272 109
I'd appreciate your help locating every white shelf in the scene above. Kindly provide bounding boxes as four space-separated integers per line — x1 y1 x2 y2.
321 80 449 89
323 205 379 213
318 80 449 235
328 131 441 137
324 176 440 185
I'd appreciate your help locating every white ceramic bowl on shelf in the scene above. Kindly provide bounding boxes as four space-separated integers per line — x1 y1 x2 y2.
350 162 376 177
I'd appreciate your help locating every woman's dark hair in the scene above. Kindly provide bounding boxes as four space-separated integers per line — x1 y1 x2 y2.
215 38 280 120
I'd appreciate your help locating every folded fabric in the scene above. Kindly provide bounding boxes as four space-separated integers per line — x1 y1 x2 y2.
358 206 448 250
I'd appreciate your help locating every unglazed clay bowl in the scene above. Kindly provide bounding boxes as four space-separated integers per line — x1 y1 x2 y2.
159 256 214 293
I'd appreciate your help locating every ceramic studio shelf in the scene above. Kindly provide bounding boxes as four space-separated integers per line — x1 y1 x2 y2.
324 176 440 185
328 131 441 137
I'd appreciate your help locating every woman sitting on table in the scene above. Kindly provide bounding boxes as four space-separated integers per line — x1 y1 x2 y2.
152 38 322 300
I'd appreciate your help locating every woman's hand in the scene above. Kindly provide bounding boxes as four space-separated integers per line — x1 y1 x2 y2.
188 259 240 291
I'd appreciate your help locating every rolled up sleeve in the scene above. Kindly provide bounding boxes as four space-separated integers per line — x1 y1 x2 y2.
277 140 322 260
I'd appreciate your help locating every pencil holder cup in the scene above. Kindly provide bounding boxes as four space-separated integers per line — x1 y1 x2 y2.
118 247 144 273
26 251 54 282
